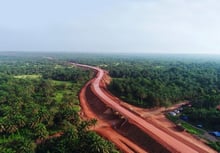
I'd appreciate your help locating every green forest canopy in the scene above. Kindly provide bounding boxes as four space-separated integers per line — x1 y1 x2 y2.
0 54 118 153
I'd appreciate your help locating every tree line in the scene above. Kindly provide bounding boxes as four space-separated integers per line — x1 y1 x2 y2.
107 61 220 108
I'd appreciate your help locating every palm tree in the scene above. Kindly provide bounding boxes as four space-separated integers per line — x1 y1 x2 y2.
34 123 48 140
37 107 50 123
77 119 97 133
12 114 27 128
0 147 15 153
0 119 5 133
17 138 35 153
83 132 114 153
5 123 18 133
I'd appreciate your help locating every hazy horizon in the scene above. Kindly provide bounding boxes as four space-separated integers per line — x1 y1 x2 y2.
1 0 220 54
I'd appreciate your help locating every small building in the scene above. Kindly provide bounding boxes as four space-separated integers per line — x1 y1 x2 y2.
196 124 203 128
174 110 180 114
209 131 220 137
180 115 188 121
169 111 176 116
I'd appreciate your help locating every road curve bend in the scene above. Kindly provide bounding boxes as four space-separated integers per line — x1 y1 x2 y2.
75 63 217 153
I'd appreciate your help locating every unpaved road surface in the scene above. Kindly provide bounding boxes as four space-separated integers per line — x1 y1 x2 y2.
78 67 148 153
76 63 217 153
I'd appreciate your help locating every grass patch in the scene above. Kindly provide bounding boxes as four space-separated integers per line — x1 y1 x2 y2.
73 106 81 112
52 80 80 107
166 114 204 135
52 80 74 103
180 122 204 135
51 80 72 86
155 65 164 69
54 64 63 69
54 92 63 103
14 74 41 79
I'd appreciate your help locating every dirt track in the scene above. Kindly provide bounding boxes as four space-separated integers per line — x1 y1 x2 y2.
76 63 217 153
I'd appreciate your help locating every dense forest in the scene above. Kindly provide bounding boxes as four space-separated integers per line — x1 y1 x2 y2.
107 61 220 107
0 54 118 153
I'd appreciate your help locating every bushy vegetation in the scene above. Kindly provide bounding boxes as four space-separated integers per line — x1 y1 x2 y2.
36 121 118 153
181 107 220 130
0 54 118 153
208 141 220 152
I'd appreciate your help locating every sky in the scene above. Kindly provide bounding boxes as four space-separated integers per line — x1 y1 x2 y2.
0 0 220 54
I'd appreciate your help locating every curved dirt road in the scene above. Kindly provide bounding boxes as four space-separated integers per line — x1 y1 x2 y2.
76 63 216 153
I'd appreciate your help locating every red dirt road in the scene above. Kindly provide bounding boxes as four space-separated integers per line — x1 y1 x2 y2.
78 66 148 153
76 63 217 153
